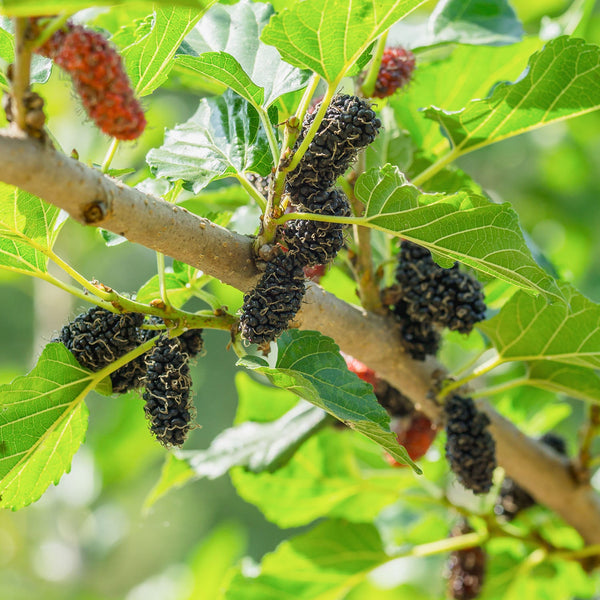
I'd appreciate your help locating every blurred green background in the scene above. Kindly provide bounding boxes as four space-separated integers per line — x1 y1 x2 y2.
1 0 600 598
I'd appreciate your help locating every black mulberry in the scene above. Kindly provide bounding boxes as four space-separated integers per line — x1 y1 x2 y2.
494 432 567 520
57 307 143 372
446 521 487 600
287 94 381 198
240 252 306 344
111 318 203 394
392 298 440 360
284 189 351 267
246 173 271 200
445 394 496 494
395 241 486 334
143 336 194 447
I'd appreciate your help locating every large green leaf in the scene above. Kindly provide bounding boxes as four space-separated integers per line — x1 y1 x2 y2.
261 0 429 84
232 428 410 527
0 343 93 509
115 6 211 97
0 0 215 16
478 283 600 369
423 37 600 156
238 329 420 471
0 183 64 276
391 38 542 154
353 166 562 302
428 0 524 46
525 361 600 404
146 90 273 192
222 520 388 599
177 0 310 107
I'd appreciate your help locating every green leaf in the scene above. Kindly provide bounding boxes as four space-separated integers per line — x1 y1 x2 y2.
390 38 543 154
222 519 388 600
238 329 421 472
143 453 196 510
0 183 64 276
478 283 600 369
146 90 273 192
178 401 331 478
525 361 600 404
429 0 524 46
231 428 411 527
115 6 212 97
0 0 216 17
261 0 429 84
0 343 93 509
136 272 193 307
423 37 600 156
354 165 562 302
177 0 310 107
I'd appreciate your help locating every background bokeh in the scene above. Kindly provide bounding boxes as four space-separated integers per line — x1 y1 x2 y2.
1 0 600 598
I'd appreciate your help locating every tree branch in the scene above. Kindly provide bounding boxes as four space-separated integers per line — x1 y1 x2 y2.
1 129 600 545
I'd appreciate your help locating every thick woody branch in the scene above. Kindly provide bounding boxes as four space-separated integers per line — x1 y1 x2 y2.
1 130 600 545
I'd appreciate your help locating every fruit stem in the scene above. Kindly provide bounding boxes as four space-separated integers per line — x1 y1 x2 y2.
360 31 388 98
437 354 503 399
101 138 120 173
156 251 172 311
11 18 33 133
574 404 600 482
29 13 71 49
258 106 280 166
236 173 267 211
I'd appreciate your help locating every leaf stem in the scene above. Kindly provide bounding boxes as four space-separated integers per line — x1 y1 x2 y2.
286 83 335 173
437 354 503 399
11 18 33 132
275 211 362 226
360 31 388 98
101 138 120 173
235 173 267 210
406 531 487 558
469 378 528 399
574 404 600 482
411 148 460 187
294 73 320 124
258 106 279 167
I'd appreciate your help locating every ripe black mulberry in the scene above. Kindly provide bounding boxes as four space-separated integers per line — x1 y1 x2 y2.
57 307 143 372
395 241 486 334
445 394 496 494
287 94 381 197
143 336 195 447
446 521 487 600
240 252 306 344
391 298 440 360
284 188 351 267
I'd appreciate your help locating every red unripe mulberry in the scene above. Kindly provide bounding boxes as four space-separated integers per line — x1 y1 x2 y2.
371 46 415 99
36 23 145 140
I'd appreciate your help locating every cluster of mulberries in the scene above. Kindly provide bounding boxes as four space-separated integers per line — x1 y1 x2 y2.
386 241 486 360
495 433 567 520
143 336 195 447
368 46 416 99
33 20 145 140
445 394 496 494
246 173 271 200
240 95 381 345
446 521 487 600
57 307 203 447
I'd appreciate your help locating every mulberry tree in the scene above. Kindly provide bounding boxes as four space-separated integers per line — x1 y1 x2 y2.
1 0 600 598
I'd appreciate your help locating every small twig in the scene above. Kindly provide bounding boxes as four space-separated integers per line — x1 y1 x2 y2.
11 18 33 132
101 138 120 173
